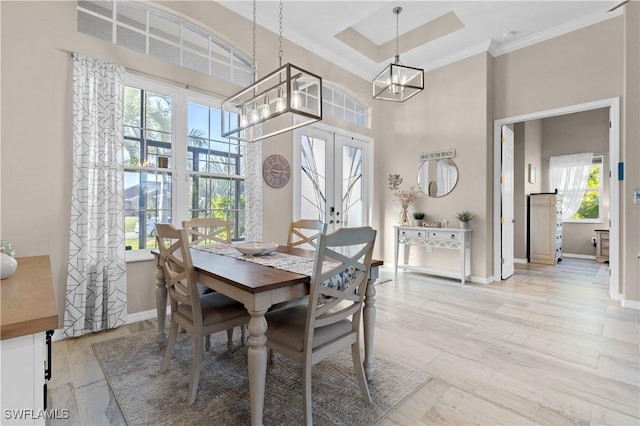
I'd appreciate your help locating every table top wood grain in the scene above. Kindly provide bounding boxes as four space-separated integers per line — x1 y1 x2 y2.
1 255 59 339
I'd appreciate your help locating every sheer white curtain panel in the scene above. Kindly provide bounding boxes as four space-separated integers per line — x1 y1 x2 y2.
64 54 127 337
549 152 593 220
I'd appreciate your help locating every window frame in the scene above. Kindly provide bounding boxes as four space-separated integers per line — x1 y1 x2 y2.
124 73 245 262
563 155 603 224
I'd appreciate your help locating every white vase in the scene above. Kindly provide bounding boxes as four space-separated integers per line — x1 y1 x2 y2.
460 222 470 229
1 253 17 279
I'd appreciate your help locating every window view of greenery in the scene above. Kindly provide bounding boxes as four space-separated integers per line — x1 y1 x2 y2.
572 162 601 220
187 102 245 241
123 85 245 251
124 86 173 250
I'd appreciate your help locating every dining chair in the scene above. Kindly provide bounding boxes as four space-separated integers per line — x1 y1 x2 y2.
286 219 327 249
182 217 231 246
265 226 377 425
155 223 250 406
182 218 246 349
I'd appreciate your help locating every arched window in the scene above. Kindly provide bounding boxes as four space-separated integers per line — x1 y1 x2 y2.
322 83 370 128
77 1 252 86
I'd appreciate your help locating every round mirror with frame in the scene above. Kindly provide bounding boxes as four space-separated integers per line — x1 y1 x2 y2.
417 158 459 198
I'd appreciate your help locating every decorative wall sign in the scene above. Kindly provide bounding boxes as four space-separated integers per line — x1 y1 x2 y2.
262 154 291 188
419 148 455 162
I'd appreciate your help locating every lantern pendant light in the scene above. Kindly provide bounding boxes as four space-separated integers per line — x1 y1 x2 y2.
372 7 424 102
222 0 323 142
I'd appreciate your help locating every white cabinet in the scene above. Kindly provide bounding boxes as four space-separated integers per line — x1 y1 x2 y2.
528 193 563 265
1 256 58 425
0 333 46 425
393 226 472 284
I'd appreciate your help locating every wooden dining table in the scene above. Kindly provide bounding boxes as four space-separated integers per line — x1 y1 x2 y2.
152 245 382 426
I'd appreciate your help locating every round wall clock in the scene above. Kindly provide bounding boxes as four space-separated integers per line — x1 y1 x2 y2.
262 154 291 189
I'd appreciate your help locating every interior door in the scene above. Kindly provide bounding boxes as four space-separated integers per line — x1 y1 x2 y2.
294 126 369 233
501 125 515 279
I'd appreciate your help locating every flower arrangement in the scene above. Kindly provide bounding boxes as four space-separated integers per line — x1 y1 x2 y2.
389 174 421 224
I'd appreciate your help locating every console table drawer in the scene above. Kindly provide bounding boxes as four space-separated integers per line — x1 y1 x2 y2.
427 231 460 241
399 229 427 239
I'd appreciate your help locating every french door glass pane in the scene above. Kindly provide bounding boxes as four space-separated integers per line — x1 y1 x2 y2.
300 135 326 221
342 144 363 227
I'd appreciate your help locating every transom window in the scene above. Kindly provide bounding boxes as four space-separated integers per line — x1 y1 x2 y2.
322 84 369 128
77 1 252 86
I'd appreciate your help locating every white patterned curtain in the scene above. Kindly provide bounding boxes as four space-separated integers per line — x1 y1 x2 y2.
549 152 593 220
64 54 127 337
244 141 263 242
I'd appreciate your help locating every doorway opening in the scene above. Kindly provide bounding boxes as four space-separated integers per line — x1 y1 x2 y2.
493 98 620 300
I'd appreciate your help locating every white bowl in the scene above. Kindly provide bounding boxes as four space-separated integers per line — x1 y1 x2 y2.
234 242 279 256
1 253 17 279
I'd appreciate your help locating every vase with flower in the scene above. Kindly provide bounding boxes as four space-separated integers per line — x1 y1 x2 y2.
389 174 421 224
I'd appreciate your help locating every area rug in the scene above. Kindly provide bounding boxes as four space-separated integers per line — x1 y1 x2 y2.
92 329 430 425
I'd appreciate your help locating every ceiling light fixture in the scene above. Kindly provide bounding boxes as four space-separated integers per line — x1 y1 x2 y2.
222 0 322 143
372 7 424 102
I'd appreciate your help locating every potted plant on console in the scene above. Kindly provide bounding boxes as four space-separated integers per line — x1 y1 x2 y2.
455 210 475 229
412 212 425 227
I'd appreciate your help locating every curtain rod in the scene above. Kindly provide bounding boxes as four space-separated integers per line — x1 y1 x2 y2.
57 47 229 99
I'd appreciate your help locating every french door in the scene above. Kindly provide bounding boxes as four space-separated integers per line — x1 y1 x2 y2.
293 125 371 233
501 125 515 279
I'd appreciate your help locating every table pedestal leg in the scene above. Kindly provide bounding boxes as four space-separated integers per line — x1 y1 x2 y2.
363 270 377 381
247 309 268 426
155 263 167 348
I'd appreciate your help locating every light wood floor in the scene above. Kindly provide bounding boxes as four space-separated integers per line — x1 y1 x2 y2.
47 258 639 425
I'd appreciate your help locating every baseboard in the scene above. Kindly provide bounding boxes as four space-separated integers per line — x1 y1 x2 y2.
52 306 170 342
514 258 528 264
562 253 596 260
470 275 494 285
621 299 640 310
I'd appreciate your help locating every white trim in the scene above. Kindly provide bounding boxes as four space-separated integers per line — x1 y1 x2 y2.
621 299 640 310
514 258 528 264
52 306 170 342
562 253 596 260
471 275 494 285
490 10 622 57
493 97 620 301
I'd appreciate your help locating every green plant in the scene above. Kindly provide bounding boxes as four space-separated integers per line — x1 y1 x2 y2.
455 210 475 223
413 212 425 220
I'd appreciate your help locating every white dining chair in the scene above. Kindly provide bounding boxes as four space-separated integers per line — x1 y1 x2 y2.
265 226 377 425
182 218 246 349
286 219 327 249
155 223 250 406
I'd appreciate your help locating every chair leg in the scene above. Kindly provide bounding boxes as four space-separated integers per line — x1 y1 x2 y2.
303 361 313 426
160 319 179 373
241 324 248 346
205 334 211 351
187 329 204 406
351 342 372 404
226 328 234 350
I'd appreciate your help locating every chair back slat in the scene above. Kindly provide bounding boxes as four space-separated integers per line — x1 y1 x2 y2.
287 219 327 249
155 223 202 320
304 226 376 346
183 218 231 246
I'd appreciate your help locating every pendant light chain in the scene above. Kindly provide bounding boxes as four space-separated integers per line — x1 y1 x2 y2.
395 8 399 59
252 0 257 79
278 0 283 67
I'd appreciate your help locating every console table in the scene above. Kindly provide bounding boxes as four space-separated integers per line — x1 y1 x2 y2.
394 226 472 284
